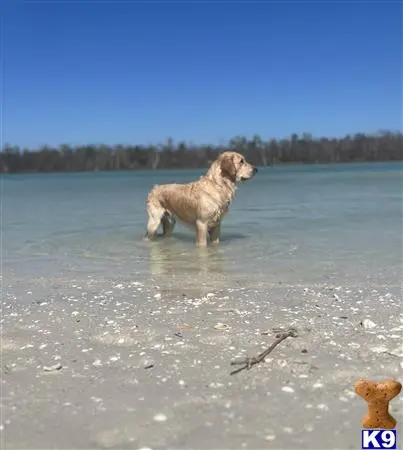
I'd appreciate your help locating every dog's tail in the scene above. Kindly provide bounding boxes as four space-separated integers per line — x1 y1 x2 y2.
144 185 166 240
145 184 160 207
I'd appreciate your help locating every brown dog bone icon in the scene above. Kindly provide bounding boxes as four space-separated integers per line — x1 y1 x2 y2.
355 379 402 429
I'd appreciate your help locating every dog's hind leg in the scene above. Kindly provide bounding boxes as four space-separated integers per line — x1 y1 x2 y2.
162 213 176 237
144 201 165 240
208 222 221 244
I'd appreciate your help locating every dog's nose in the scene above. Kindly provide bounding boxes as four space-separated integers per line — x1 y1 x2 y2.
253 167 258 174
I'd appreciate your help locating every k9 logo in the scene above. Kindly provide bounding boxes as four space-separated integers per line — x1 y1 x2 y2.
361 430 397 449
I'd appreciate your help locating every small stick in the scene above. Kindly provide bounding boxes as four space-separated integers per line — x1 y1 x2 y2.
208 308 242 315
230 327 299 375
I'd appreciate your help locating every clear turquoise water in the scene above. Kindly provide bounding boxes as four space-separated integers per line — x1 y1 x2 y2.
3 162 402 293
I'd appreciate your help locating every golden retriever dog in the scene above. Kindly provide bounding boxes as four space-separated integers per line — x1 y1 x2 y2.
144 151 258 247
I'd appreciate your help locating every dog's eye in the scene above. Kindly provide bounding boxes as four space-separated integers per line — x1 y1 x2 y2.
240 158 244 164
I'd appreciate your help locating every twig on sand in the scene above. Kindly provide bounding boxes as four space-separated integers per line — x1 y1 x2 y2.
208 308 242 315
230 327 299 375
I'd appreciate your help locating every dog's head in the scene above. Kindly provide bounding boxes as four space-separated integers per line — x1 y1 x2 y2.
213 151 257 183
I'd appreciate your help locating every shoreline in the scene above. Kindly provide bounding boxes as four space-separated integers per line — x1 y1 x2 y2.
2 278 402 449
2 159 402 176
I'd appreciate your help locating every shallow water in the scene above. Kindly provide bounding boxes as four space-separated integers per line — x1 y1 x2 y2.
3 162 402 296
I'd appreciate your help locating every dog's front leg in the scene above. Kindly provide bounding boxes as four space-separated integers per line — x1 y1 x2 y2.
195 220 208 247
208 223 221 244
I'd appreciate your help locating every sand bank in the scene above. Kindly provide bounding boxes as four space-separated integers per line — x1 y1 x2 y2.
2 278 402 449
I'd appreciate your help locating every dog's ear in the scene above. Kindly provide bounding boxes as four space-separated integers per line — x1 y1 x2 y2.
220 154 237 182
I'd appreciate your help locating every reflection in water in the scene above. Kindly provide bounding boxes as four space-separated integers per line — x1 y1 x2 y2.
6 164 401 289
147 239 226 278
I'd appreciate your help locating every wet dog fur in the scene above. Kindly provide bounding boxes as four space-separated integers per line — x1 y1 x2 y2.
144 151 257 247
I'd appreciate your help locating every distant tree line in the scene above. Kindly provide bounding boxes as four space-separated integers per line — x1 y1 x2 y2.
1 131 401 173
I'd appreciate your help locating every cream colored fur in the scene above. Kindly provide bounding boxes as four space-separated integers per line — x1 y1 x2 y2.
144 151 257 247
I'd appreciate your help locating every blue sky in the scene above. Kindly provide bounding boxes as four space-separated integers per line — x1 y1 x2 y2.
3 1 402 148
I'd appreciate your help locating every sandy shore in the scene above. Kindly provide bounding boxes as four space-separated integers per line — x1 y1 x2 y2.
2 276 402 449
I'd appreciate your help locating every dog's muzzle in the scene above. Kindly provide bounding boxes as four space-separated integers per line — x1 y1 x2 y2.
240 167 258 182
